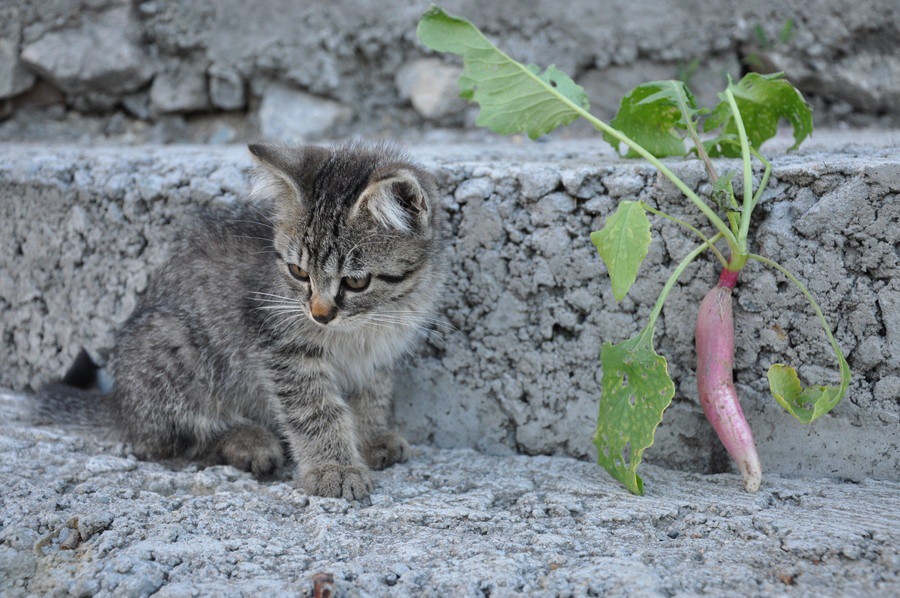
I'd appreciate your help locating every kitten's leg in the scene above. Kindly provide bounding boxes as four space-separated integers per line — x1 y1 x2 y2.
270 364 372 500
210 422 284 476
112 316 212 461
349 368 410 471
115 314 284 476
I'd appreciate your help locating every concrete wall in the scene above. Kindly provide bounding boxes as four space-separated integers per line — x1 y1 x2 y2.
1 0 898 144
2 139 898 481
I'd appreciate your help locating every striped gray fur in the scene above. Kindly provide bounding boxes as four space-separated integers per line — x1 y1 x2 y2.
33 143 445 500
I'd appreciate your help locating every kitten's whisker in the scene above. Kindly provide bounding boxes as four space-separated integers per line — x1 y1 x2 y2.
252 302 286 311
230 234 277 244
268 312 309 336
248 291 301 303
377 316 458 332
228 207 278 229
358 314 447 345
369 313 458 333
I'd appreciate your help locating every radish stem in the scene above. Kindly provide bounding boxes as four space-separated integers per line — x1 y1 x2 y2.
639 202 728 268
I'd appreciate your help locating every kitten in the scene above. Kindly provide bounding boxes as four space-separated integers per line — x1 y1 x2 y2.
34 142 445 500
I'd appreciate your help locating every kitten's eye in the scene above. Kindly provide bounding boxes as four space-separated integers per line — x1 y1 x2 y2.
287 263 309 281
341 274 371 291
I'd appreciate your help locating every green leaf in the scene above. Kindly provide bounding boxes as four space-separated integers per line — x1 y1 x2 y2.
590 201 651 302
748 252 851 423
767 350 850 423
604 81 697 158
594 330 675 495
704 72 813 158
417 6 589 139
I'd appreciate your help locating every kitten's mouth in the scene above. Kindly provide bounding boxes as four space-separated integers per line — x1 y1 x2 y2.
307 311 352 330
308 314 337 328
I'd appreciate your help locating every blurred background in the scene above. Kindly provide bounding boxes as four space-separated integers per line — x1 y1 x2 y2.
2 0 898 145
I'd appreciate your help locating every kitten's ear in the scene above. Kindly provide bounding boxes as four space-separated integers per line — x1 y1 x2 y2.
247 143 302 202
353 169 432 232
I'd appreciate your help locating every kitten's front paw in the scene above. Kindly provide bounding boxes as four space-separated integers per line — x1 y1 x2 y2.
214 424 284 476
302 463 373 500
364 431 410 470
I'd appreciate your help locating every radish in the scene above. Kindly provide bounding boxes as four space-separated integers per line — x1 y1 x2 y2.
695 269 761 492
418 6 851 495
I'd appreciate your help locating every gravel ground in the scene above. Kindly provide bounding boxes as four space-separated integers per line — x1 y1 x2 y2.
1 391 897 597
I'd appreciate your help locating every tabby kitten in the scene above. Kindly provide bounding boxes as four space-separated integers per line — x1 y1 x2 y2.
36 143 444 500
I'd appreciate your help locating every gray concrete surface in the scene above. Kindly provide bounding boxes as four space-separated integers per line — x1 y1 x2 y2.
1 391 898 597
1 0 898 144
1 133 898 485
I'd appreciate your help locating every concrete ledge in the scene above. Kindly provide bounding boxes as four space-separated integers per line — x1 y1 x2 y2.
1 392 897 596
1 135 899 482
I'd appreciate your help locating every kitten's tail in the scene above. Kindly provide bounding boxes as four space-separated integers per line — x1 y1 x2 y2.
31 348 119 429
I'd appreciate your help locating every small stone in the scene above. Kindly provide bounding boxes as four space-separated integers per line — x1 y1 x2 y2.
84 455 137 474
874 375 900 403
136 174 166 202
518 167 560 200
0 14 35 100
150 66 210 115
20 7 152 95
603 170 645 198
454 177 494 203
395 58 466 119
258 83 353 142
459 200 504 249
530 192 575 227
208 65 246 111
758 48 900 113
121 91 151 120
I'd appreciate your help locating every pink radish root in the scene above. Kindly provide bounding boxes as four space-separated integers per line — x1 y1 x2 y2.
695 268 762 492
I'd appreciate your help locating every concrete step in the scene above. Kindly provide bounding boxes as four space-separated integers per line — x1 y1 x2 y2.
1 132 898 482
1 389 898 596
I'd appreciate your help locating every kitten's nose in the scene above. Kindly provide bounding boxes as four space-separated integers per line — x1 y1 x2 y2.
310 296 337 324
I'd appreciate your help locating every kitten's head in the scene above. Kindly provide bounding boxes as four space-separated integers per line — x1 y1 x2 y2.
248 142 444 335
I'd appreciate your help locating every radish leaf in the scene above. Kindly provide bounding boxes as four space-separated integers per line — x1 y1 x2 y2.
605 81 699 158
767 361 849 423
595 330 675 495
704 72 812 158
417 6 589 139
590 201 651 302
749 252 851 423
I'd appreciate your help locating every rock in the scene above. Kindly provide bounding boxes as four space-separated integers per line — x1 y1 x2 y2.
530 192 576 227
454 177 495 203
150 65 210 114
759 49 900 114
578 61 675 121
208 65 245 111
878 283 900 362
257 83 353 142
518 167 559 200
0 11 35 99
395 58 465 120
20 6 152 96
121 91 152 120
